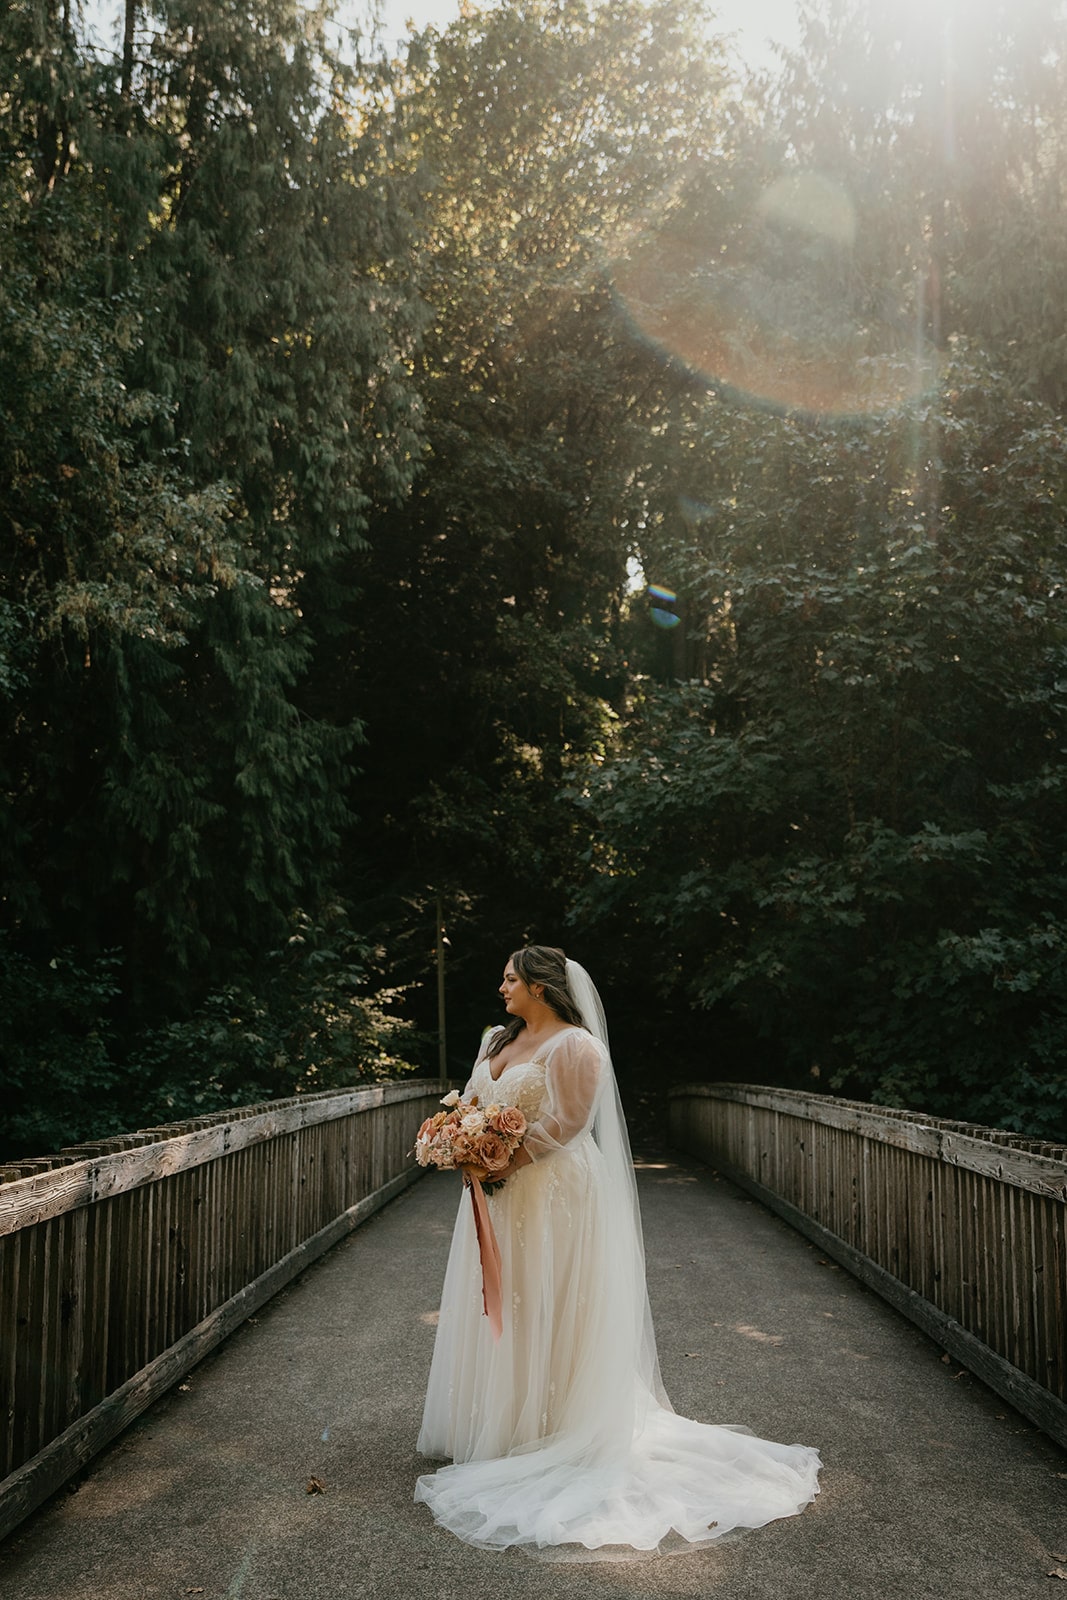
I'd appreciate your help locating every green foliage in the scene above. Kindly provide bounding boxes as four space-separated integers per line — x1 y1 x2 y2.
574 352 1067 1140
0 0 428 1149
0 911 421 1159
126 905 423 1124
120 0 424 562
5 0 1067 1151
0 0 422 1013
330 0 737 1015
0 938 124 1158
769 0 1067 407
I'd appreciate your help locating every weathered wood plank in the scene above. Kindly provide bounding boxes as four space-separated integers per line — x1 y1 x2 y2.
0 1163 426 1544
669 1084 1067 1456
84 1195 112 1414
0 1082 442 1236
0 1084 445 1535
700 1155 1067 1454
675 1084 1067 1199
58 1206 87 1440
0 1231 18 1475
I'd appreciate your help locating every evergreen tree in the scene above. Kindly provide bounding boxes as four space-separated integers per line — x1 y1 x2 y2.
0 0 425 1150
329 0 738 1043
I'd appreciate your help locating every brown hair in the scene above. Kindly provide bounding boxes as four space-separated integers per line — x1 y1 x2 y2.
486 945 584 1058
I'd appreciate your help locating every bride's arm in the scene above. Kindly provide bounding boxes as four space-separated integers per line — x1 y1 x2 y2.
515 1031 603 1165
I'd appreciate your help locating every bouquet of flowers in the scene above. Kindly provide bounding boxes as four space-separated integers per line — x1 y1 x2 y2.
414 1089 527 1190
414 1090 528 1342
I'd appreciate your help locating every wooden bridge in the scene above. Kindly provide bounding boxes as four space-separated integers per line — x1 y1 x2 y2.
0 1081 1064 1595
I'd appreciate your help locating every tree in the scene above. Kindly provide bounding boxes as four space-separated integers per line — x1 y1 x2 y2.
324 0 741 1047
766 0 1067 409
0 0 425 1150
574 350 1067 1138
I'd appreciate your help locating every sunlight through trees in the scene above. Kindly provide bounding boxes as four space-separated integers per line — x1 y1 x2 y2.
2 0 1065 1151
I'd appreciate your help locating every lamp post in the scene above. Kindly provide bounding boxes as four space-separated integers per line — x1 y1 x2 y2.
436 896 447 1080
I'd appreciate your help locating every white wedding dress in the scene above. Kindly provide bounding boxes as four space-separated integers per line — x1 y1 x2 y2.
415 1005 821 1555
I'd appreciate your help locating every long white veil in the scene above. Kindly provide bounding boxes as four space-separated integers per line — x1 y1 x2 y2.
564 958 669 1420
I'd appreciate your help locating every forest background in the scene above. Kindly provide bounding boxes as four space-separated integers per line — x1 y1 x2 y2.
3 0 1067 1158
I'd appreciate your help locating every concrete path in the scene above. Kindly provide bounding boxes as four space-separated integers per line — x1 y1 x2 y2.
1 1149 1064 1600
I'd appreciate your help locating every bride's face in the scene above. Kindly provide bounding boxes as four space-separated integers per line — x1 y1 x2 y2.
499 961 535 1018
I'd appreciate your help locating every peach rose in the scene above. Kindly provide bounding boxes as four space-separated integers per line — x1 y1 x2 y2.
477 1132 511 1172
450 1130 477 1164
490 1107 526 1140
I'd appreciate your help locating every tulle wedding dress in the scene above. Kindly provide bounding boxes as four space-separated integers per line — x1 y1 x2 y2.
415 961 821 1555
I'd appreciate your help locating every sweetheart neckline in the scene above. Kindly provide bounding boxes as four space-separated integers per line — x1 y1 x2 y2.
480 1025 578 1083
483 1056 545 1080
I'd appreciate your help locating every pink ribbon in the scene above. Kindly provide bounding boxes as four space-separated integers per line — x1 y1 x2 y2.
468 1175 503 1341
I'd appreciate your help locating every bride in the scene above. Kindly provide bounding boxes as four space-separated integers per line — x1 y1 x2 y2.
415 945 821 1554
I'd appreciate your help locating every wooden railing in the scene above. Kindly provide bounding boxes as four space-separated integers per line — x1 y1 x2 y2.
0 1080 444 1541
668 1083 1067 1450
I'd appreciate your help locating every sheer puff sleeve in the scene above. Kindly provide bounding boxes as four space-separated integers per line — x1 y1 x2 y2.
523 1028 605 1161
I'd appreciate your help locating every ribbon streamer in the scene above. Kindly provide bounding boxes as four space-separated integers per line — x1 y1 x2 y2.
467 1175 503 1341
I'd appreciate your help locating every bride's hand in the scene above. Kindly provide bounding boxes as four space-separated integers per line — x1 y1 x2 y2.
487 1145 533 1184
462 1146 532 1186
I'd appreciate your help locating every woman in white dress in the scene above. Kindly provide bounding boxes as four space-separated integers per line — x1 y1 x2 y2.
415 945 821 1554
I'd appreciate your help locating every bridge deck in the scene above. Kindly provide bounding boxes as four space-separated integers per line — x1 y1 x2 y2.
1 1152 1063 1599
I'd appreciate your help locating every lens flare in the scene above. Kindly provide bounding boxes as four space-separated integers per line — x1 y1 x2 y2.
647 584 681 629
610 169 939 418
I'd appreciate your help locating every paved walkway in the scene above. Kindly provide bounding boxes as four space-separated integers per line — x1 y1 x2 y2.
1 1150 1064 1599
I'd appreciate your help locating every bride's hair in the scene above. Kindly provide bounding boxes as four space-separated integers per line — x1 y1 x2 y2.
486 944 584 1058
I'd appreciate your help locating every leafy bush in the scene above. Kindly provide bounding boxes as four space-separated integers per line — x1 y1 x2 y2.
127 904 424 1125
0 938 124 1158
0 909 423 1159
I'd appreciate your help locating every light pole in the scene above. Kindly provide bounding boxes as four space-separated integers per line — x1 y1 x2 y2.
436 896 447 1081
